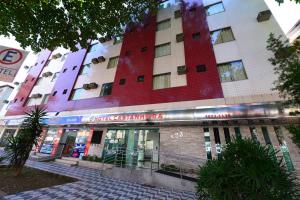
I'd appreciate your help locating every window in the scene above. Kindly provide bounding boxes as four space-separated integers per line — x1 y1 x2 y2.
41 94 50 104
234 127 242 139
88 43 98 53
91 131 103 144
36 77 43 85
153 73 171 90
125 51 131 57
192 32 201 40
100 83 113 96
250 127 259 144
205 2 225 16
80 64 91 75
119 79 126 85
107 57 119 69
61 53 69 61
157 19 171 31
155 43 171 58
51 72 60 82
141 47 148 52
72 66 77 70
211 27 235 45
137 75 144 82
44 60 50 67
158 0 171 9
63 68 67 73
53 91 57 96
196 64 206 72
0 129 16 147
70 88 84 100
63 89 68 94
224 128 231 144
217 60 247 82
113 36 123 45
25 97 35 106
262 127 272 145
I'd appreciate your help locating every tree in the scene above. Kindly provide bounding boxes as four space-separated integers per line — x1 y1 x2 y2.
267 33 300 106
275 0 300 4
4 107 47 176
0 0 159 52
197 139 299 200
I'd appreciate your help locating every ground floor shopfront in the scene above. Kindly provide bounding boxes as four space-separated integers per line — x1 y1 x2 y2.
0 103 299 171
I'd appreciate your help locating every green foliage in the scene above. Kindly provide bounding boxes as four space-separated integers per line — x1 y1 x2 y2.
4 107 47 176
275 0 300 4
267 33 300 106
160 164 180 172
0 0 159 52
286 124 300 149
0 156 5 163
82 155 102 162
197 138 299 200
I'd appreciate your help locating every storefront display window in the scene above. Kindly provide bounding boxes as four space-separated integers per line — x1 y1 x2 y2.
0 129 16 147
102 129 159 169
40 128 58 154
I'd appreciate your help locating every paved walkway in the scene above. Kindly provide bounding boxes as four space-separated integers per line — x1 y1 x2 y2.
5 160 197 200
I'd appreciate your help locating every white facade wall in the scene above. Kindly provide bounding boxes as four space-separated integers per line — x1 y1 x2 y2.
204 0 284 104
27 48 69 106
154 3 187 87
73 40 122 99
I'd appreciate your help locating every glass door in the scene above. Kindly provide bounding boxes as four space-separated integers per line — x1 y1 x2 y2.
103 129 159 169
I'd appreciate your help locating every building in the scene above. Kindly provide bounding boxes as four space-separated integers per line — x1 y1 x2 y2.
0 0 299 171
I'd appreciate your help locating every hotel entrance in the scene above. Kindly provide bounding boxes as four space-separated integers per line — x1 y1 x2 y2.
102 129 159 169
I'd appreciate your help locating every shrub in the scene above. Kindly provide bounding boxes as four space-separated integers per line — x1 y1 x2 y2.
197 138 299 200
161 164 180 172
5 107 47 176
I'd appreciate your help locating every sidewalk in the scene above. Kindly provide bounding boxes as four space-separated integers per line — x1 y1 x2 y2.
5 160 197 200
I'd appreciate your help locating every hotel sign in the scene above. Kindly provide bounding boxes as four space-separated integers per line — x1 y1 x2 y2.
3 103 293 126
82 113 164 123
0 45 29 82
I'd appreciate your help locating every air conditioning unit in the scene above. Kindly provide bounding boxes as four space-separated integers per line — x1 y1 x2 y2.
3 100 9 104
176 33 184 43
46 72 53 77
92 56 106 64
13 82 20 86
31 93 42 98
42 71 53 77
92 58 100 64
99 35 112 43
257 10 272 22
89 82 98 89
177 65 187 75
98 56 106 62
24 65 30 69
83 84 91 90
174 10 181 18
52 53 62 59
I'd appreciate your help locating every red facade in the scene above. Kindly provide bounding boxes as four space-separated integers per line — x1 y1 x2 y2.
6 1 223 116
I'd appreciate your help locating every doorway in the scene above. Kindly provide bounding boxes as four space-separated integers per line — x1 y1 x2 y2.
102 129 159 169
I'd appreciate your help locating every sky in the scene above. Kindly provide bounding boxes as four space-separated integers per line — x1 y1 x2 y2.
0 0 299 87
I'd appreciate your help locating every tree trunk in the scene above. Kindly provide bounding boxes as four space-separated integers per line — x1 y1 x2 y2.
14 166 23 177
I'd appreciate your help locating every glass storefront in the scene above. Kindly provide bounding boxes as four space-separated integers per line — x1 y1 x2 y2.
40 128 57 154
102 129 159 169
0 129 16 147
62 129 89 157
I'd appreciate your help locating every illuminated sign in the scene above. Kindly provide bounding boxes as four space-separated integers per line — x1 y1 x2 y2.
82 113 164 123
0 46 29 82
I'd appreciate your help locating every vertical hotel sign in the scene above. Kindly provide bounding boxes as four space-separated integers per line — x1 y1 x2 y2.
0 45 29 82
